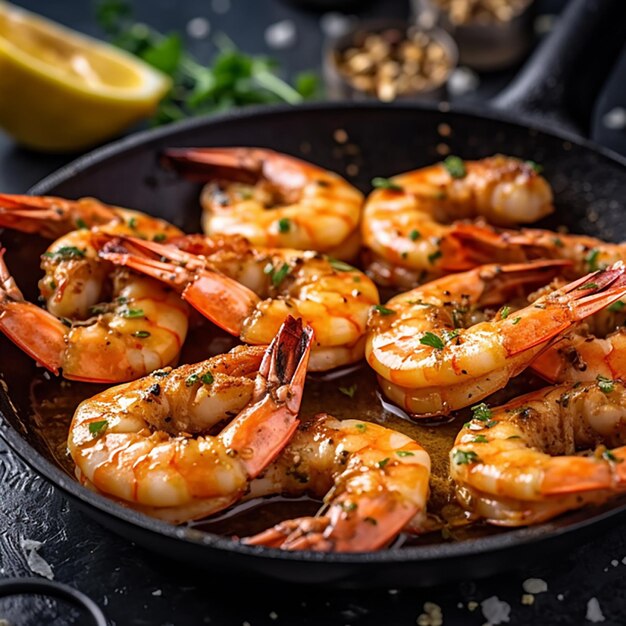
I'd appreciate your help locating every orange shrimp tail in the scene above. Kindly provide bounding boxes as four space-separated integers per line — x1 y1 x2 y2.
162 147 314 190
98 234 261 336
505 262 626 355
245 497 418 552
183 273 260 336
219 316 314 478
0 194 64 234
162 147 264 184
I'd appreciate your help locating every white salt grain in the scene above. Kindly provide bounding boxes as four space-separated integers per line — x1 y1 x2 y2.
481 596 511 625
265 20 296 50
152 589 162 597
522 578 548 594
586 597 605 623
19 538 54 580
447 67 480 97
320 12 354 38
187 17 210 39
611 559 619 567
557 594 564 601
603 108 626 130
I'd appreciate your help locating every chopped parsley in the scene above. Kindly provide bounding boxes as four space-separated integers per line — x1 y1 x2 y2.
371 177 403 191
585 248 601 271
373 305 396 316
512 316 521 325
409 229 421 241
277 217 291 233
185 374 199 386
354 423 367 432
608 300 625 313
442 329 460 343
128 217 138 229
43 246 86 260
121 308 145 319
377 457 390 469
472 435 488 443
500 305 511 319
88 419 108 438
396 450 415 457
427 249 442 265
264 262 291 287
525 160 543 174
420 331 445 350
75 218 88 229
578 282 598 291
132 330 151 338
453 449 481 465
471 403 492 422
597 375 615 394
153 233 167 242
329 258 356 272
602 449 622 463
442 155 466 179
338 384 357 398
201 372 214 385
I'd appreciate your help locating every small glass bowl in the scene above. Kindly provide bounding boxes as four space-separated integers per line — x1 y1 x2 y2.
324 19 459 102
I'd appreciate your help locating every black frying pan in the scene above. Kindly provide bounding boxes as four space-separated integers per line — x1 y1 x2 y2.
1 0 626 587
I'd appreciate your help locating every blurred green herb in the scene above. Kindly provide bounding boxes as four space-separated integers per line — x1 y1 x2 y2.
95 0 319 125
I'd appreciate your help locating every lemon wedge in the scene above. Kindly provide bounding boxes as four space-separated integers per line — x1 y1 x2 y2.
0 2 171 152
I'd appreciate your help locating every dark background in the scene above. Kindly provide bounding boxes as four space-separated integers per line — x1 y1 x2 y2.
1 1 626 625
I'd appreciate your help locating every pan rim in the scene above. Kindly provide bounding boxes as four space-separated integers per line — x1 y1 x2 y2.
2 99 625 567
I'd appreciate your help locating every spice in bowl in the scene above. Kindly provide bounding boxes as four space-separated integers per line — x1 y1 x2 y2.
431 0 532 25
330 24 457 101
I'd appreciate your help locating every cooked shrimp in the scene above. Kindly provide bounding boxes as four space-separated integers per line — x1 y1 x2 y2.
98 233 380 371
366 261 626 416
362 155 554 287
0 193 181 240
0 194 182 319
448 221 626 279
162 147 364 260
69 316 313 523
0 249 188 383
450 379 626 526
244 413 430 552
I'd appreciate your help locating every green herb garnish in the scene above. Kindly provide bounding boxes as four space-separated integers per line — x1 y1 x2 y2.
153 233 167 243
329 258 356 272
338 384 357 398
420 331 445 350
95 0 318 126
512 316 521 325
377 457 390 469
471 403 492 422
585 248 601 271
121 308 145 318
427 249 442 265
373 305 396 316
132 330 151 338
371 177 403 191
88 420 108 438
453 449 481 465
442 155 466 178
500 305 511 319
597 375 615 394
472 435 488 443
608 300 625 313
277 218 290 233
525 160 543 174
201 372 214 385
396 450 415 457
43 246 86 260
409 229 421 241
185 374 199 386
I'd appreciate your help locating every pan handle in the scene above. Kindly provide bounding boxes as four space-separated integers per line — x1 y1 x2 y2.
490 0 626 136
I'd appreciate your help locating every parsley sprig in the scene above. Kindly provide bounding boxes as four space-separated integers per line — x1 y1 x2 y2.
96 0 319 126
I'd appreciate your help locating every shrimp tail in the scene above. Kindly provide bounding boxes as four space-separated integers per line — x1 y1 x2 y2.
219 316 314 478
505 262 626 355
0 248 66 374
162 147 265 184
246 496 418 552
98 235 261 337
